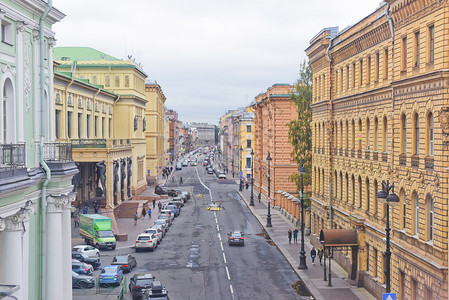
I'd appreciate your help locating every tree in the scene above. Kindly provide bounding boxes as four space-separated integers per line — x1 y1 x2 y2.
288 60 313 197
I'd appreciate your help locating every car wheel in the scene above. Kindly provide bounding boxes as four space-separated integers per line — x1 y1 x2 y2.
79 281 89 289
95 252 100 257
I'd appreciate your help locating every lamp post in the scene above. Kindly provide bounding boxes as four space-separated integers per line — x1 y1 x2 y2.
298 161 308 269
239 146 243 191
266 152 272 227
376 180 399 294
249 148 255 206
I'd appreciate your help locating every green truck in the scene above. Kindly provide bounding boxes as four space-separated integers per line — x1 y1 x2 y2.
79 214 116 250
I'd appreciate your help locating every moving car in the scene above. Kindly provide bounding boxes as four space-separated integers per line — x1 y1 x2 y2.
129 273 156 299
72 245 100 258
182 161 188 167
207 168 214 174
218 172 226 179
112 254 137 273
175 164 182 170
228 231 245 246
72 261 94 275
72 271 95 289
135 233 157 252
98 265 123 286
71 251 101 269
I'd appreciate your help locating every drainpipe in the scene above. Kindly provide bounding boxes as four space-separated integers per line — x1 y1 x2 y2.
39 1 52 299
326 35 335 229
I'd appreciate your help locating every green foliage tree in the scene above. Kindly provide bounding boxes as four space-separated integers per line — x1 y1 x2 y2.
288 60 313 200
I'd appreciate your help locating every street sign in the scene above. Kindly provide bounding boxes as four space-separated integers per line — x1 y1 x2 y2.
382 293 396 300
266 198 271 203
239 171 243 179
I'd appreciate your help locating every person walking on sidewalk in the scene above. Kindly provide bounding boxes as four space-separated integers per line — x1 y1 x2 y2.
148 208 152 219
288 229 292 244
74 213 80 228
318 247 323 266
311 247 317 265
293 229 298 244
134 212 138 225
158 201 162 212
153 199 156 208
142 207 147 218
179 177 183 184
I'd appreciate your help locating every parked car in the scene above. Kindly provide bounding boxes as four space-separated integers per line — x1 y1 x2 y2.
228 231 245 246
135 233 157 252
172 195 185 205
144 227 163 244
129 273 156 299
160 209 175 221
164 204 179 217
111 254 137 273
72 245 100 258
182 191 191 200
158 214 173 225
154 185 168 195
98 265 123 286
154 219 169 232
72 271 95 289
72 261 94 275
218 172 226 179
166 189 179 197
150 224 166 237
142 281 169 300
71 251 101 269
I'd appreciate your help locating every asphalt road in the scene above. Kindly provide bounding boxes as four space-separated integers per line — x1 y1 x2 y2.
73 154 301 300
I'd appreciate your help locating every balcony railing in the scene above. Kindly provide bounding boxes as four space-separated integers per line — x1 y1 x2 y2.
43 143 72 162
71 139 131 149
0 143 26 170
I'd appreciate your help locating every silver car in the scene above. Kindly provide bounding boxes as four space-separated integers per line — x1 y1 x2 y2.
144 228 163 244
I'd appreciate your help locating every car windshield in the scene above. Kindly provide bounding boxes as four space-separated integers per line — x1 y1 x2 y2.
102 267 117 274
146 229 156 234
136 278 154 285
113 256 128 263
159 215 169 219
97 230 114 238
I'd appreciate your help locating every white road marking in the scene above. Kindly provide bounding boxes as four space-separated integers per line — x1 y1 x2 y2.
225 266 231 280
230 284 234 294
218 233 222 241
216 224 220 231
220 241 224 251
223 252 227 264
195 167 213 202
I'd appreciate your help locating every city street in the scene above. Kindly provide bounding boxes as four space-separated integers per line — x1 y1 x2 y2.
72 156 302 300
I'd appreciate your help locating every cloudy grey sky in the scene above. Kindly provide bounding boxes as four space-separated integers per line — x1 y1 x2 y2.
53 0 381 125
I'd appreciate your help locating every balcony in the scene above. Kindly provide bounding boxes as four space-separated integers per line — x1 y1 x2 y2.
382 152 388 162
373 151 378 161
399 153 406 166
0 143 26 170
43 143 72 162
71 139 131 149
411 155 419 168
339 148 343 156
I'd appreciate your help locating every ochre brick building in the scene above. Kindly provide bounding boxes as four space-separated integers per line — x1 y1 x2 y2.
306 1 448 299
253 84 298 205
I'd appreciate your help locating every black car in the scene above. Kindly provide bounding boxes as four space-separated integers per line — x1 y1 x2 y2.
72 271 95 289
72 251 101 269
166 189 179 197
111 254 137 273
154 185 168 195
142 281 169 299
129 273 155 299
228 231 245 246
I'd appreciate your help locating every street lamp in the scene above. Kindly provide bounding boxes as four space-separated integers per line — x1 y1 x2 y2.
376 180 399 293
298 161 308 269
249 148 255 206
239 146 243 191
266 152 272 227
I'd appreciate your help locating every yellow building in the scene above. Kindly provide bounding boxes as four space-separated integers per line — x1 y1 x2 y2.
306 1 448 299
144 82 166 179
233 107 255 181
54 47 147 209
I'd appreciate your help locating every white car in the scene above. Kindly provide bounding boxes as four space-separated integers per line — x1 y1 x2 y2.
135 233 156 252
151 224 166 236
160 209 175 221
72 245 100 258
144 227 163 244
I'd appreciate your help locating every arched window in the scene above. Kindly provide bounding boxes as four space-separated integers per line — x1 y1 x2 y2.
351 120 355 149
351 175 355 205
317 168 320 194
334 170 338 198
322 168 325 195
366 118 370 150
314 123 317 147
413 192 419 236
2 78 14 144
334 121 338 148
374 117 378 151
358 176 362 208
400 189 407 230
340 121 343 149
373 179 378 214
366 177 370 212
413 113 419 155
427 195 434 241
358 119 362 150
345 120 349 149
401 113 407 154
427 112 434 156
322 122 325 150
318 123 321 148
383 116 388 152
313 167 316 193
340 172 343 199
345 173 349 202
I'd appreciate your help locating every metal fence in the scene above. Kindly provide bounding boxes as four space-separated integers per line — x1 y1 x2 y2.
0 143 26 169
43 142 72 162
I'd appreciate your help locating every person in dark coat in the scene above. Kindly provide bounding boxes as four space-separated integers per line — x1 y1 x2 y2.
293 229 298 244
142 207 147 218
288 229 292 244
318 247 324 266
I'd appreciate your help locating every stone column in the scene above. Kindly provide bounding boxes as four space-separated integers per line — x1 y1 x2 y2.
0 201 34 300
46 193 74 300
62 193 75 300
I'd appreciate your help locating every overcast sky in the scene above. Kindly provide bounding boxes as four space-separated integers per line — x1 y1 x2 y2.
53 0 382 125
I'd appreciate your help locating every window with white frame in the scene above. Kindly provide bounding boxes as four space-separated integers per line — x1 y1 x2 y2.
1 20 13 45
428 112 434 156
427 195 434 241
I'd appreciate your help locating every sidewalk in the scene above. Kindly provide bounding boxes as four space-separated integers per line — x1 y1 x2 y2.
237 185 375 300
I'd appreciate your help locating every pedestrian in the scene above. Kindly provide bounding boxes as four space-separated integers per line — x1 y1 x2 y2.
179 177 183 184
245 182 249 190
311 247 317 265
148 208 152 219
134 212 138 225
288 229 292 244
158 201 162 212
153 199 156 208
293 229 298 244
74 213 80 228
83 205 88 214
142 207 147 218
318 247 323 266
94 203 99 214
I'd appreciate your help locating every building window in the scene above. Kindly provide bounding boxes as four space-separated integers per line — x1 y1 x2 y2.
102 117 105 138
351 175 355 205
246 139 251 149
402 37 407 70
382 116 388 152
427 195 434 241
246 125 252 132
334 171 337 198
345 173 349 202
346 65 349 89
365 118 370 150
86 114 90 138
401 190 407 231
340 172 343 199
366 244 370 273
415 31 420 67
335 71 338 93
125 75 130 87
374 117 378 151
428 25 434 63
1 20 13 45
399 271 405 300
373 180 378 214
352 62 356 88
413 192 419 236
67 111 72 138
425 287 433 300
365 177 370 211
358 119 362 150
359 59 363 85
375 52 379 81
105 76 110 87
358 176 362 208
92 76 97 85
351 120 355 149
411 279 418 300
340 68 343 91
427 112 434 156
115 75 120 87
246 157 251 169
55 110 60 139
401 114 407 154
78 113 82 138
345 120 349 148
94 116 98 137
373 248 378 278
384 49 388 79
413 113 419 155
367 56 371 83
108 118 111 138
